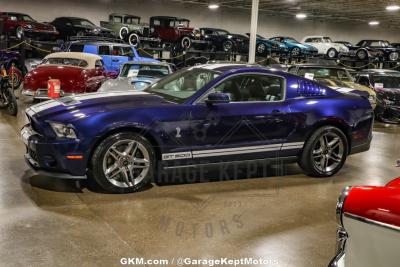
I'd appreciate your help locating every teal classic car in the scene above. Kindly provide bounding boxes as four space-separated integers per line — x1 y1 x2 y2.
100 13 160 47
246 34 289 57
269 36 318 57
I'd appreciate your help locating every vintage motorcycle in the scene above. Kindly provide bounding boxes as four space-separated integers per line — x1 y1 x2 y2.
0 66 18 116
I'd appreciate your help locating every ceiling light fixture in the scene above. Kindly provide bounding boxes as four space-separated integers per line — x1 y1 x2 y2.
369 21 380 26
296 13 307 19
208 4 220 9
386 5 400 11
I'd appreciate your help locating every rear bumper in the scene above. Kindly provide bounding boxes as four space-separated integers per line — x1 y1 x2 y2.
22 89 74 100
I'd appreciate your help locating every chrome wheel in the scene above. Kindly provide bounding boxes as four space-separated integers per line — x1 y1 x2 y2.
128 33 140 47
16 27 24 39
327 49 337 58
257 43 266 54
291 47 300 56
102 139 150 188
357 50 367 60
389 52 399 61
181 36 191 49
312 132 344 173
222 40 233 52
119 27 129 40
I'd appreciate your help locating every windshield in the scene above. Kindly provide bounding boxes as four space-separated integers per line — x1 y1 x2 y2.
41 58 88 68
285 37 299 43
298 68 352 83
176 20 189 27
125 17 140 24
120 64 170 78
144 68 220 103
372 75 400 88
216 30 229 35
20 14 35 22
71 18 95 27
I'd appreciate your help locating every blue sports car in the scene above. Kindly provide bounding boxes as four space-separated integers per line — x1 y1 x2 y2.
21 64 373 193
270 36 319 57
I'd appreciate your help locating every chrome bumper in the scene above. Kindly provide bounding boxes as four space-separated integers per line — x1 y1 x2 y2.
328 227 347 267
22 89 72 100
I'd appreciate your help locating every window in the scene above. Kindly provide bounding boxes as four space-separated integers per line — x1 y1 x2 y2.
357 76 370 87
112 46 131 56
120 63 170 78
288 67 297 74
125 17 139 24
153 19 161 26
98 46 110 55
112 16 122 23
95 60 104 68
207 74 284 102
42 58 88 68
145 68 220 103
69 44 84 52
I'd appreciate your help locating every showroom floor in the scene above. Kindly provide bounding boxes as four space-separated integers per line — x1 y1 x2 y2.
0 96 399 267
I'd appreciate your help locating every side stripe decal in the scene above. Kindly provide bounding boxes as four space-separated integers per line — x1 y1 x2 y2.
162 142 304 161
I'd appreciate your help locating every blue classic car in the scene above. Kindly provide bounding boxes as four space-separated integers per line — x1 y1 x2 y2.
21 64 373 193
270 36 319 57
65 41 158 72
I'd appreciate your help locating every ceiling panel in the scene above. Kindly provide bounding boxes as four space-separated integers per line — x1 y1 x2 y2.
169 0 400 28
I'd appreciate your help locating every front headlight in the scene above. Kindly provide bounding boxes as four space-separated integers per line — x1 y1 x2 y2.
49 122 77 139
25 24 33 29
336 186 352 227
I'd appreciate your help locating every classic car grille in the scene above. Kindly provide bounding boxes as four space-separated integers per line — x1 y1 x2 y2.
143 27 150 37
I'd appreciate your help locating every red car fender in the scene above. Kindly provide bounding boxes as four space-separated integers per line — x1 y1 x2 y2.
343 178 400 228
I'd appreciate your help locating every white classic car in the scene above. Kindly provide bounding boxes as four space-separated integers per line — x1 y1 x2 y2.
301 36 349 58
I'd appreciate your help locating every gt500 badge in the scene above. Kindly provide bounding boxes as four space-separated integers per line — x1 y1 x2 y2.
162 152 192 161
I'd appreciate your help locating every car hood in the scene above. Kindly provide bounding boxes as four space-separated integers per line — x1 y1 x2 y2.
26 91 170 123
26 21 55 31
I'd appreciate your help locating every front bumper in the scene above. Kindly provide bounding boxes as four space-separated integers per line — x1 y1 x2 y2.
21 125 87 179
328 228 347 267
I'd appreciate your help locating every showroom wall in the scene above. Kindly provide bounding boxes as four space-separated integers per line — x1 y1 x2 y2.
3 0 400 43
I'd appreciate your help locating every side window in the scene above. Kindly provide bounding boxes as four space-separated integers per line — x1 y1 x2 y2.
210 75 284 102
95 60 104 68
98 46 110 55
288 67 297 74
112 46 125 56
113 16 122 23
305 38 312 43
153 19 160 26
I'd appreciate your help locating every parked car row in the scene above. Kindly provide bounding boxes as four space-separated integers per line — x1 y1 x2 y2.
3 12 400 62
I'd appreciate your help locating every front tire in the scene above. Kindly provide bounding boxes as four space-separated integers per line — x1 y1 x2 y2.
128 33 140 47
222 40 234 52
299 126 348 177
16 26 24 40
291 47 301 57
256 43 267 55
180 36 192 50
90 132 155 193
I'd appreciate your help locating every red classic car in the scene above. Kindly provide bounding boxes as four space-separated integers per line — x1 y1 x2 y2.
149 16 209 50
0 12 58 41
330 177 400 267
22 52 107 100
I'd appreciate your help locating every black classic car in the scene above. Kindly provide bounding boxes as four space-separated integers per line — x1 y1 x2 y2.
51 17 115 41
349 40 399 61
355 69 400 123
200 28 248 53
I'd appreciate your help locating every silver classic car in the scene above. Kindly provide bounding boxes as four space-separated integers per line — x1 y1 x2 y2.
98 61 173 92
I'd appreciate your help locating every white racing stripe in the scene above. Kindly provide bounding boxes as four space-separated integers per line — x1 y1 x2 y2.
162 142 305 161
26 91 149 115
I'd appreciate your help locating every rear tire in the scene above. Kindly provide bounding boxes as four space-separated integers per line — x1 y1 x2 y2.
327 48 338 59
90 132 155 193
128 33 140 47
299 126 348 177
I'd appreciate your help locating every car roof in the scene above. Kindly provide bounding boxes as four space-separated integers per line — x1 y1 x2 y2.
358 69 400 75
294 64 346 70
71 41 131 47
123 61 170 66
109 13 140 18
44 52 102 69
194 63 274 74
150 16 189 21
304 36 329 38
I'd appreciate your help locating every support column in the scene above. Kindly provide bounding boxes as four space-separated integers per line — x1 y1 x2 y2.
248 0 259 64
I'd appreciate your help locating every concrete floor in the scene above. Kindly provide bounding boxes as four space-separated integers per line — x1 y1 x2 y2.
0 96 399 267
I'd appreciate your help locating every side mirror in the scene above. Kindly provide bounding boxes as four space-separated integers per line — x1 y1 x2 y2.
205 92 230 105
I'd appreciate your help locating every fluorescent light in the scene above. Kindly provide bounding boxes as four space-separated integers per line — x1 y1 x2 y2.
296 13 307 19
369 21 380 26
386 5 400 11
208 4 220 9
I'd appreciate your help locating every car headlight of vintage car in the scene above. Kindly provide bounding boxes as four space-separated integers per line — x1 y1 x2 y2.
336 186 352 227
389 52 399 61
25 24 33 29
49 122 77 139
